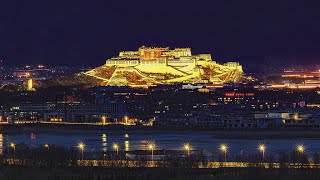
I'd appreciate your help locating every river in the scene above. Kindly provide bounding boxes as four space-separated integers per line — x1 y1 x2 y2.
1 130 320 156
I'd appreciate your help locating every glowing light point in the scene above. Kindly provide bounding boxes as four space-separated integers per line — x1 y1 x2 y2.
148 142 156 163
78 142 85 160
297 144 305 154
258 144 266 159
44 144 49 149
183 143 191 156
220 144 228 162
148 143 155 150
78 142 85 150
220 144 228 152
113 143 119 155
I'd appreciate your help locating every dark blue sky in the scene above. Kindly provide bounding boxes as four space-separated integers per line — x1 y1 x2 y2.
0 0 320 66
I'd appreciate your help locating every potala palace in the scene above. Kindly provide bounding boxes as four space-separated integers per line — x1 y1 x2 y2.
85 46 244 86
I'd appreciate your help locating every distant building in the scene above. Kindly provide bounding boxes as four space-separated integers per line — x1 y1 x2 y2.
6 102 127 123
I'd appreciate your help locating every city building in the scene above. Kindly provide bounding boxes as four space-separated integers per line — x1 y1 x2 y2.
4 102 127 123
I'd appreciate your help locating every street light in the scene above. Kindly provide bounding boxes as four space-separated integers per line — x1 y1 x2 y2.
296 144 306 165
148 143 155 162
258 144 266 159
297 144 305 154
78 142 85 160
220 144 228 162
44 144 49 150
113 143 119 156
10 143 16 160
183 143 191 156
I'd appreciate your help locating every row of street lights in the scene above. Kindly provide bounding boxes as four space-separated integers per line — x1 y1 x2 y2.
8 142 306 162
219 143 306 162
61 142 306 160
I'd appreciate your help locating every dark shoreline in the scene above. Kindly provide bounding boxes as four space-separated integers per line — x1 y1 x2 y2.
0 166 319 180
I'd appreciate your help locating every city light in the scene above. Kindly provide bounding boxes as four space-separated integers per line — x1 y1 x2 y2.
44 144 49 150
125 140 129 151
183 143 191 156
124 116 128 125
219 144 228 162
101 116 107 125
296 144 305 154
148 143 155 150
78 142 85 150
78 142 85 160
2 1 320 178
148 142 155 162
258 144 266 159
10 142 16 160
113 143 119 155
27 79 34 91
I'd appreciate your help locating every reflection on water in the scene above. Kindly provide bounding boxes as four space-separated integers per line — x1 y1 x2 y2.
102 133 107 155
30 133 36 148
0 134 2 155
1 131 320 156
125 140 129 151
102 134 107 159
31 133 36 140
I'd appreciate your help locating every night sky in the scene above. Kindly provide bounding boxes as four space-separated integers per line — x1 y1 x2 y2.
0 0 320 67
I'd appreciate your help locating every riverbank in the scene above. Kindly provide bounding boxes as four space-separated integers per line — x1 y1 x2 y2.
0 166 319 180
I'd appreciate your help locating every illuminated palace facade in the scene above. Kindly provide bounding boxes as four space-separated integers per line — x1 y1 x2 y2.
85 46 244 86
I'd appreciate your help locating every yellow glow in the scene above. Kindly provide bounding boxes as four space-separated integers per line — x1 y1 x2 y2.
124 116 128 125
102 134 107 142
85 46 244 86
10 142 15 148
44 144 49 148
184 143 191 151
258 144 266 152
78 142 85 150
102 116 107 125
27 79 33 91
297 144 305 153
148 143 155 150
125 141 129 151
113 143 119 150
220 144 228 152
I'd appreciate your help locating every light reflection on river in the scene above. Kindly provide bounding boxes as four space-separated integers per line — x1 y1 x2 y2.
1 131 320 156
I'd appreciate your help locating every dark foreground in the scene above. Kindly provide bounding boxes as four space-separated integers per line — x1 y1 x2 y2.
1 166 320 180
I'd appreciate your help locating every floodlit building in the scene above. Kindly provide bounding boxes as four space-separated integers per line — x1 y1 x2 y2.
85 46 244 86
